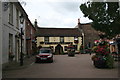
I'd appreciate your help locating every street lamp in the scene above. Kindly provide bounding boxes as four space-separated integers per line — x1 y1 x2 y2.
20 14 24 66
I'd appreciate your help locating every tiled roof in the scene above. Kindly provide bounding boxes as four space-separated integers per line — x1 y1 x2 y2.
36 27 82 37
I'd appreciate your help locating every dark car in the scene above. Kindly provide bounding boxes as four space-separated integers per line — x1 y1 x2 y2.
35 48 53 63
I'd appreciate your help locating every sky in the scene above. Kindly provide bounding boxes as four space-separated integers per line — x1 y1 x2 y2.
20 0 93 28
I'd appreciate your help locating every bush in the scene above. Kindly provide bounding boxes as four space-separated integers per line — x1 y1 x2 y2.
106 54 114 68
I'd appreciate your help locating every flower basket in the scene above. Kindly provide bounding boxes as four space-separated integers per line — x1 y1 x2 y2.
92 40 114 69
93 56 107 68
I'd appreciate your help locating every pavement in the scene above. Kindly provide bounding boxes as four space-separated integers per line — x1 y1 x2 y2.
2 55 35 71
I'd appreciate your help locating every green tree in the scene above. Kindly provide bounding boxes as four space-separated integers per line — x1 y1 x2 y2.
80 1 120 38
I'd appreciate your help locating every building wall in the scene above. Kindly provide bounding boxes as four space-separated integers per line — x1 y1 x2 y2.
49 37 59 42
26 20 32 55
64 37 74 42
0 2 2 79
26 19 36 56
2 2 26 64
81 24 99 48
37 37 82 53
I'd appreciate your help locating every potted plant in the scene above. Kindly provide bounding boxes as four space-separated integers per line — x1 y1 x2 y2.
92 40 114 68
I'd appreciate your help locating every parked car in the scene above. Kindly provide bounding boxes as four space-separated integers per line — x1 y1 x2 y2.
35 48 53 63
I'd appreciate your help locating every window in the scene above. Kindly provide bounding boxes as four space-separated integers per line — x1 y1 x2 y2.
9 34 13 59
16 8 19 29
64 46 67 51
74 37 79 44
60 37 64 43
40 50 51 53
9 3 13 24
44 37 49 43
73 45 77 50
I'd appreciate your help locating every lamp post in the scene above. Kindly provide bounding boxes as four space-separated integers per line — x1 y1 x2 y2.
20 14 24 66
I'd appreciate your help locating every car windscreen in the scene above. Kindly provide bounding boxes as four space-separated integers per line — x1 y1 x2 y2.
39 50 51 53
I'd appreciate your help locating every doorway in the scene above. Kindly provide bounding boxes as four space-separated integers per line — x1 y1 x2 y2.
55 44 63 55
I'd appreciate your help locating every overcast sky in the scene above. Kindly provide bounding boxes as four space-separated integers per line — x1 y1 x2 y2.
21 0 92 28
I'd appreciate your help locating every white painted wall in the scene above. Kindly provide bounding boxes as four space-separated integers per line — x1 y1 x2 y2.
2 2 26 64
0 1 2 80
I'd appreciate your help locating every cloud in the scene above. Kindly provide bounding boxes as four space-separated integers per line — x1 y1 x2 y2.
22 0 92 28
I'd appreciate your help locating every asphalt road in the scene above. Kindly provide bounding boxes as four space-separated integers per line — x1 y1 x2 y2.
3 54 119 78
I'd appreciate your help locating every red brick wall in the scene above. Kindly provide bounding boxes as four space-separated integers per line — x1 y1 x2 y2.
81 24 99 48
25 19 36 56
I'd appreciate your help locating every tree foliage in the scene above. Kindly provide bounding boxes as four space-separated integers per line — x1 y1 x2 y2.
80 2 120 38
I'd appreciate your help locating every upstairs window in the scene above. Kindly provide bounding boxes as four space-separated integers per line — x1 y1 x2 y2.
9 3 13 25
16 8 19 29
60 37 64 43
74 37 79 44
44 37 49 43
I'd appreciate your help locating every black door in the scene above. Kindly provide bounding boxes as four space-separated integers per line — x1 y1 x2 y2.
55 44 63 55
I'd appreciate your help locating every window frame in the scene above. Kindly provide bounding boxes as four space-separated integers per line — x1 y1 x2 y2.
60 37 64 43
44 37 49 43
9 3 13 25
16 8 19 29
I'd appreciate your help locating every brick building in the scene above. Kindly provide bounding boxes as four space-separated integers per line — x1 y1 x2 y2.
76 19 99 49
26 18 36 56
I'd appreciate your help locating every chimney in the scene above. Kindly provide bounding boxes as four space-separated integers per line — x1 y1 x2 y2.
78 18 81 29
78 18 80 24
34 19 38 30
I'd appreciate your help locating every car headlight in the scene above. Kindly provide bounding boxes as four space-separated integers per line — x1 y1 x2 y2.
47 54 52 58
36 55 40 57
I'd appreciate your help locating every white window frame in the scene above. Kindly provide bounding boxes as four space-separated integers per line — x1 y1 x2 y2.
60 37 64 43
44 37 49 43
16 8 19 29
9 3 13 25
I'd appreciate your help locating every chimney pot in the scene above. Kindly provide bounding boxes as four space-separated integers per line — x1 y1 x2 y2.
35 19 37 23
34 19 38 29
78 18 80 24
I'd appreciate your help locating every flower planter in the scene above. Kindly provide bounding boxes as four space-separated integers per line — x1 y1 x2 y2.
92 39 114 69
93 59 107 68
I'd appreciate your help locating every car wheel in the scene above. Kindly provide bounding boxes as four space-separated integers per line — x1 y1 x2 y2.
35 58 39 63
50 59 53 63
35 60 38 63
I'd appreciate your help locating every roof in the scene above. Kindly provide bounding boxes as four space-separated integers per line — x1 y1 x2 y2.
36 27 82 37
26 17 36 31
14 2 28 18
75 23 92 28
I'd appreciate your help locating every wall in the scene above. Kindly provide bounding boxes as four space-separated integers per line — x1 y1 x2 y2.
37 37 82 53
81 24 99 48
26 19 36 55
49 37 59 42
0 1 2 80
2 2 26 64
64 37 74 42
